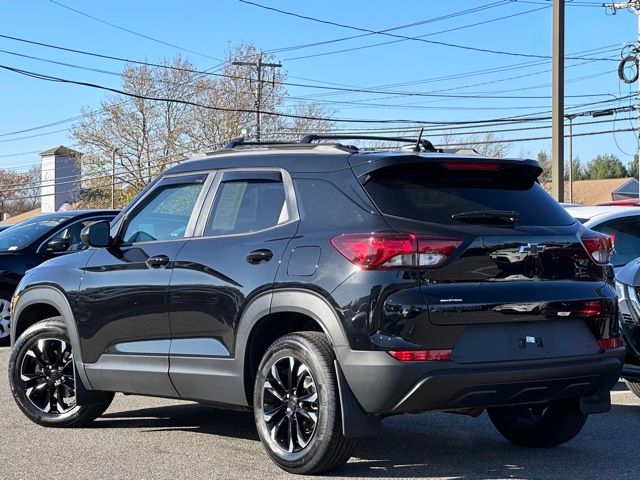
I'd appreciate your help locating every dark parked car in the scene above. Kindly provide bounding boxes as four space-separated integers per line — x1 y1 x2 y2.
0 210 117 343
7 136 623 474
612 260 640 397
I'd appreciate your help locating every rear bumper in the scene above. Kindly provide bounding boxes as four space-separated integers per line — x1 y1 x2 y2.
335 346 624 415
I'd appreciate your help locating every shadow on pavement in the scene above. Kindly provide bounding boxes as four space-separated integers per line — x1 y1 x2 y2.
99 403 260 441
97 399 640 479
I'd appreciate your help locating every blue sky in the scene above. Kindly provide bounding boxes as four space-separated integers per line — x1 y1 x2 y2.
0 0 637 172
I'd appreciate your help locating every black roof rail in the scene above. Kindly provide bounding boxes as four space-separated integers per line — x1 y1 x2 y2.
224 137 294 149
299 134 438 152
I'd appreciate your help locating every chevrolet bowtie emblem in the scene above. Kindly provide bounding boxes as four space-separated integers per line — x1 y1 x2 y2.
519 243 547 254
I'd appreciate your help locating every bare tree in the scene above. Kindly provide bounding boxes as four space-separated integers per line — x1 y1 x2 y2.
73 56 199 195
438 131 512 158
0 170 32 217
72 45 334 208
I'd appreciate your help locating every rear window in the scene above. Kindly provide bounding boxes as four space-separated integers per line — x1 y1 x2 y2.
363 165 575 227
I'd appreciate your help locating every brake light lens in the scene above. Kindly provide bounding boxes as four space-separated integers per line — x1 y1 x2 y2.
331 233 462 269
598 337 622 350
575 300 605 317
442 161 503 171
388 349 452 361
580 231 615 265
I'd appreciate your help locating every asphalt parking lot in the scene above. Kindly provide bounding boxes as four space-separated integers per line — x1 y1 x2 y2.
0 346 637 480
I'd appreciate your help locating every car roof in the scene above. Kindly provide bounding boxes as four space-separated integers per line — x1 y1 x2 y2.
564 205 640 225
33 209 118 219
166 143 539 175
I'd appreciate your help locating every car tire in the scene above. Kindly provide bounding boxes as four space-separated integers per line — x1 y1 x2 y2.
488 400 587 447
626 381 640 398
253 331 357 474
0 287 13 346
8 317 114 427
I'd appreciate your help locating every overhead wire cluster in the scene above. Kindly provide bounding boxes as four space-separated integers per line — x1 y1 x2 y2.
0 0 633 193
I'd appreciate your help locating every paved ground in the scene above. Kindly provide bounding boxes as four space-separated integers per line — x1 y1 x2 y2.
1 346 638 480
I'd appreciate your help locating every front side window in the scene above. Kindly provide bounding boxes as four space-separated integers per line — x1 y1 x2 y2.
122 177 205 243
593 217 640 267
205 179 287 236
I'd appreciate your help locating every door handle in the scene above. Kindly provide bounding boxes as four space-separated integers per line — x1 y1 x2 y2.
246 249 273 264
146 254 170 268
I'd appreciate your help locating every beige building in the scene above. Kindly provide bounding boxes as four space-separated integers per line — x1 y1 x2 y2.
544 178 634 205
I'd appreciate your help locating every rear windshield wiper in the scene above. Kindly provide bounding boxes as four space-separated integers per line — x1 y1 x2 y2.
451 210 519 225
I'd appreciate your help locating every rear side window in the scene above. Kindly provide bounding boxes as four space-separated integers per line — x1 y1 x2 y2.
592 217 640 267
205 180 287 236
363 165 574 227
294 179 373 230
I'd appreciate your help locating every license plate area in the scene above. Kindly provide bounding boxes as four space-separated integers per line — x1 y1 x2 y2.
450 320 601 364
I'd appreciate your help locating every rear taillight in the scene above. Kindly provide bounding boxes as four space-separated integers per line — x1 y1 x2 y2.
575 300 605 317
417 237 463 267
387 349 452 361
598 337 622 350
331 233 462 270
580 231 615 265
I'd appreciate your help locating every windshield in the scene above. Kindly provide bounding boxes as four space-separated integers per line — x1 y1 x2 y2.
0 216 68 252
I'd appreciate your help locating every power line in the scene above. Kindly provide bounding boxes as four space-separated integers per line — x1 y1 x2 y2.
0 36 615 99
4 105 638 189
47 0 224 62
281 5 552 62
2 125 638 199
239 0 618 61
436 127 638 146
291 45 621 100
285 70 615 111
4 63 630 130
0 34 618 140
269 1 512 55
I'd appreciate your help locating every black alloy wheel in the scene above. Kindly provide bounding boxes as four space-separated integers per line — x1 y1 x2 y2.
9 317 113 427
253 332 356 474
262 355 319 453
20 338 76 414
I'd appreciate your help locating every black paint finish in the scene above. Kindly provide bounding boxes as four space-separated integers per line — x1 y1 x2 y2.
11 147 623 419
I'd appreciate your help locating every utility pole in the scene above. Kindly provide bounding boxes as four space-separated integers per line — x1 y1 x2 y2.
232 53 282 141
552 0 565 202
605 1 640 196
111 147 119 209
566 114 576 204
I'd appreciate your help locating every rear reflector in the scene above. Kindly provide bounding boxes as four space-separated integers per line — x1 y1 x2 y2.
331 233 462 270
598 338 622 350
387 349 452 361
580 230 615 265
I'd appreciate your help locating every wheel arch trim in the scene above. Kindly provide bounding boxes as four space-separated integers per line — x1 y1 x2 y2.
268 288 350 347
11 285 93 389
234 288 349 405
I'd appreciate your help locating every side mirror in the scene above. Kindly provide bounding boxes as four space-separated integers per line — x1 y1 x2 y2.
45 238 69 253
80 220 111 248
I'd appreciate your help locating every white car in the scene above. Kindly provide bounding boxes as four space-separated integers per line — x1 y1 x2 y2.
564 205 640 272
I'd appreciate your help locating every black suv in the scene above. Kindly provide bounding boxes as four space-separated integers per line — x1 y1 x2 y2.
8 136 624 474
0 209 117 344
